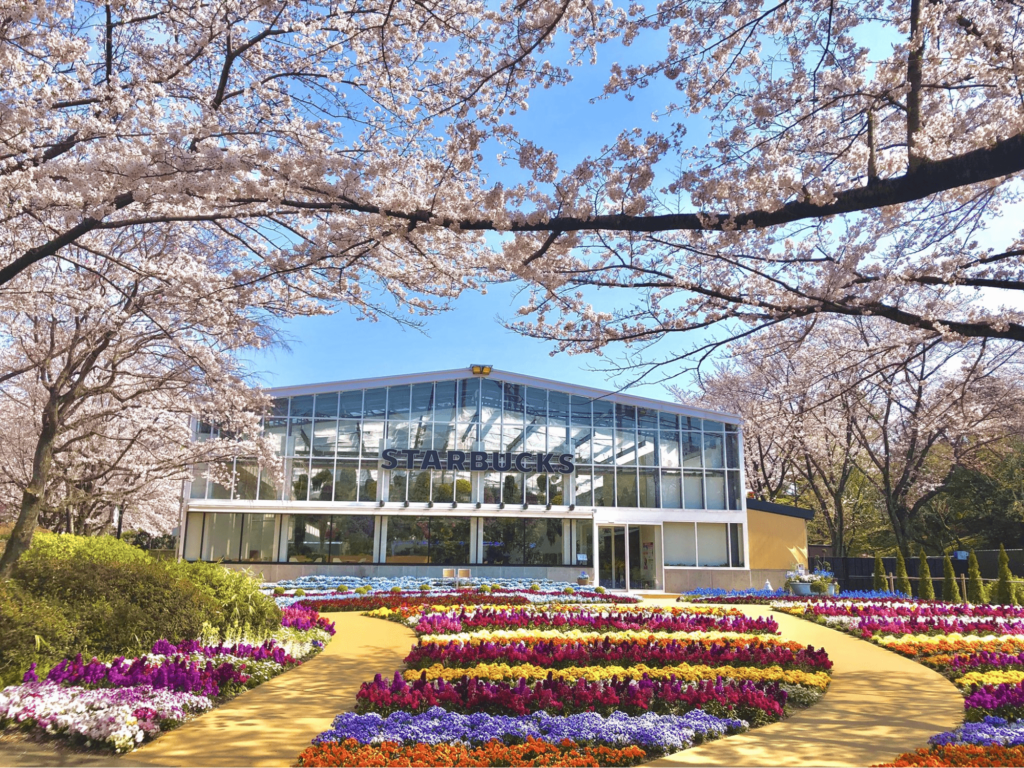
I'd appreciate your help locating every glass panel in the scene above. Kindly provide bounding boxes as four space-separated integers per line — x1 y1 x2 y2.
455 422 477 451
525 387 547 426
289 418 312 456
234 460 259 501
358 466 378 502
290 395 314 418
314 392 339 418
456 472 472 503
524 424 546 453
385 516 430 563
502 382 524 423
339 390 363 418
411 422 430 451
363 388 387 419
726 423 738 432
271 398 289 417
615 427 636 464
286 515 331 563
335 460 359 501
684 471 704 509
482 472 501 503
615 404 636 429
637 407 658 430
458 378 480 421
257 466 280 500
387 421 411 451
309 460 335 501
593 429 614 465
659 412 679 430
288 458 309 501
730 523 745 567
210 461 232 500
682 432 703 467
240 514 277 562
638 467 659 508
575 468 594 506
547 474 564 505
661 469 682 509
411 383 434 424
263 419 288 455
594 468 615 507
388 386 411 420
481 379 503 423
637 429 658 466
202 513 242 561
570 396 592 426
389 470 408 502
330 515 376 563
727 470 743 510
361 421 385 456
704 433 725 469
703 419 725 432
433 381 457 422
616 467 637 507
430 423 455 452
697 522 729 566
502 424 524 452
706 470 726 509
575 520 593 566
629 525 662 590
664 522 696 566
190 463 208 499
480 421 502 451
592 400 614 428
548 391 569 426
571 427 592 463
483 518 524 565
726 433 740 468
598 526 626 589
312 419 338 457
184 512 203 560
429 517 470 564
660 431 680 467
524 473 543 505
501 473 523 504
408 470 431 502
525 518 563 565
432 469 455 503
337 420 361 456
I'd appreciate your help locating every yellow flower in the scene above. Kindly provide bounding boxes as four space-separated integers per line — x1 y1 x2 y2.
956 670 1024 688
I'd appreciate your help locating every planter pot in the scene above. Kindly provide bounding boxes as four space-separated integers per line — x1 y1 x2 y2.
827 583 838 596
791 582 813 596
577 578 590 586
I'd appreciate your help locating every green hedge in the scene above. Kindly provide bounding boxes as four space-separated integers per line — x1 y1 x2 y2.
0 532 279 686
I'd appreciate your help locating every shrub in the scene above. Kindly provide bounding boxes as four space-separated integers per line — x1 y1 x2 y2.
810 580 827 594
273 586 286 596
337 585 350 594
873 554 887 592
595 586 606 594
419 584 431 592
996 544 1017 606
529 583 541 592
390 586 402 594
563 586 575 595
942 553 962 603
169 560 282 635
917 546 935 601
15 531 152 569
477 585 492 594
0 582 76 687
968 550 985 604
895 549 912 597
356 586 370 595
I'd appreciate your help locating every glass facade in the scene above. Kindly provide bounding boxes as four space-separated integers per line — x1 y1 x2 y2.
190 377 743 511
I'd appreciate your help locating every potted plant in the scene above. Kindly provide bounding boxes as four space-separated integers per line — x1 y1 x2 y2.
785 566 836 596
577 571 590 586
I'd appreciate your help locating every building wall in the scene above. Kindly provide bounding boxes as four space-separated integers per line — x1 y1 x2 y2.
747 509 807 570
665 568 790 593
226 562 589 584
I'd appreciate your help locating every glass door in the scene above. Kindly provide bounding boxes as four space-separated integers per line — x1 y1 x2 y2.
598 526 626 590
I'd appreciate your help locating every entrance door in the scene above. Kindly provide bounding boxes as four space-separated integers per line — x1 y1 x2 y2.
598 526 626 590
599 524 663 591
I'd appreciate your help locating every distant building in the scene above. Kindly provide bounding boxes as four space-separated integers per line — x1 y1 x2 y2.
178 367 812 591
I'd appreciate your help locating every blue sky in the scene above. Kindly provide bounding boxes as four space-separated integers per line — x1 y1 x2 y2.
250 29 693 400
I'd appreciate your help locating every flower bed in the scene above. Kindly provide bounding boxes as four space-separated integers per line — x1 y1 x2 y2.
0 609 334 752
300 603 831 766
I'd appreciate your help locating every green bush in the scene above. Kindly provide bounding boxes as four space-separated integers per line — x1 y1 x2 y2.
293 588 305 597
390 586 403 594
810 580 828 594
895 549 912 597
942 553 962 603
529 582 541 592
356 586 370 595
968 550 985 604
873 554 887 592
337 585 350 594
562 586 575 595
996 544 1016 606
273 586 286 596
595 586 606 594
168 560 281 635
918 546 935 601
0 582 77 687
419 583 431 592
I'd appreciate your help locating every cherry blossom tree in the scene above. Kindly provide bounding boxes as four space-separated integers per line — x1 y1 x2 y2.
1 0 1022 364
0 227 284 578
690 318 1024 559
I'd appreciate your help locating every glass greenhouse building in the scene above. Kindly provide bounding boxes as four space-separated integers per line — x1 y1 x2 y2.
178 368 811 591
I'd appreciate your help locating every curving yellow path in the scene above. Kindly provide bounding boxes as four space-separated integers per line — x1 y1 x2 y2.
116 600 965 767
126 612 414 768
642 600 964 767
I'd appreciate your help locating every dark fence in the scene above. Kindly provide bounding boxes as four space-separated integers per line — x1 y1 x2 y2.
816 550 1024 593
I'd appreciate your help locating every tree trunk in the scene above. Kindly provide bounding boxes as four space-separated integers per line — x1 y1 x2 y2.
0 399 59 579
